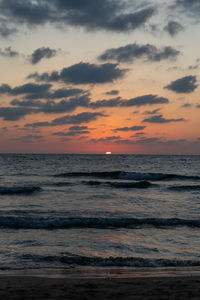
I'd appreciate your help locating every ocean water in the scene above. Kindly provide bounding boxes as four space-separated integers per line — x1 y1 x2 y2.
0 154 200 274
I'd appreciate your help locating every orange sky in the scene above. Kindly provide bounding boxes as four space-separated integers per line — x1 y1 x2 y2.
0 0 199 154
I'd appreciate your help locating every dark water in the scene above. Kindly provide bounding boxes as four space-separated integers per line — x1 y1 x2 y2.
0 154 199 272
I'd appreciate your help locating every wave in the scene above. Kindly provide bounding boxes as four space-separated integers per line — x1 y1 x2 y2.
169 185 200 191
82 180 155 189
1 216 200 229
0 186 42 195
20 252 200 268
54 171 200 181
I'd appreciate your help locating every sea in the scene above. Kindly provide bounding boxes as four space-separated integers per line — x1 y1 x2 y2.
0 154 200 277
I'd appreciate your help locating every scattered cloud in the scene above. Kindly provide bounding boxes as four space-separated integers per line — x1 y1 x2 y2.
53 130 90 137
91 136 121 143
143 108 161 115
143 114 185 123
165 75 198 93
181 103 191 108
0 107 35 121
30 47 58 64
25 112 107 127
121 94 169 107
27 62 127 85
164 21 184 36
90 97 122 109
113 126 146 132
0 47 19 57
0 83 51 99
105 90 119 96
99 43 180 63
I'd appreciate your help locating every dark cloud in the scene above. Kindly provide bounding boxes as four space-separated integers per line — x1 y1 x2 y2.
143 108 161 115
0 0 155 33
49 88 85 99
164 21 184 36
0 107 34 121
143 114 185 123
90 97 122 109
0 83 85 102
10 99 42 107
99 43 180 63
114 126 146 132
105 90 119 96
30 47 58 64
165 75 198 93
69 126 89 131
39 95 90 114
121 94 169 107
11 95 90 114
181 103 191 108
27 62 127 85
25 112 107 127
0 83 51 99
196 104 200 108
53 130 89 137
0 46 19 57
91 136 121 143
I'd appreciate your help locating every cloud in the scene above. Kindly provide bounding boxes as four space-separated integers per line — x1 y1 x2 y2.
0 83 52 99
30 47 58 64
90 97 122 108
143 108 161 115
164 21 184 36
53 130 90 137
98 43 180 63
0 107 34 121
0 46 19 57
121 94 169 107
0 83 85 101
142 114 185 123
0 0 155 33
181 103 191 108
69 126 89 131
48 88 85 99
175 0 200 18
105 90 119 96
25 112 107 127
38 95 90 114
27 62 127 85
0 17 17 37
113 126 146 132
91 136 121 143
165 75 198 93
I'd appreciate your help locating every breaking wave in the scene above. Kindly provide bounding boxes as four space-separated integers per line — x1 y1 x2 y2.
20 252 200 268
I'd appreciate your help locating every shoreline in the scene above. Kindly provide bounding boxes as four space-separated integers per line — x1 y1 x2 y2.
0 273 200 299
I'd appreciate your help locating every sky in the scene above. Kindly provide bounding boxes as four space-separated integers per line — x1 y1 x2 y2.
0 0 200 154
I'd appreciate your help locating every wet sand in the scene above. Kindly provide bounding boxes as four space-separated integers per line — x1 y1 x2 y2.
0 275 200 299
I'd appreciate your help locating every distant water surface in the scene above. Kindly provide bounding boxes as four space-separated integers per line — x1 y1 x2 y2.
0 154 199 272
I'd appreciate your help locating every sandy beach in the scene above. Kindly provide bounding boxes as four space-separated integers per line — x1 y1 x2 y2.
0 275 200 299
